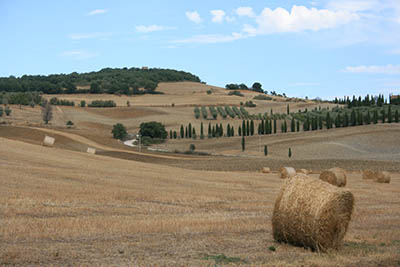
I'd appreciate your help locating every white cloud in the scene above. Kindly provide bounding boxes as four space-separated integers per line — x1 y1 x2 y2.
135 25 174 33
87 9 107 16
326 0 381 12
61 50 96 60
173 32 245 44
236 7 256 18
211 10 226 23
342 64 400 74
68 32 111 40
186 11 202 24
249 5 358 35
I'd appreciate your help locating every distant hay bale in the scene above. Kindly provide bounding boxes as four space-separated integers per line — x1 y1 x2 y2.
297 168 309 175
373 171 391 184
319 167 347 187
261 167 271 173
87 147 96 154
43 136 55 147
272 174 354 252
362 170 375 180
279 167 296 179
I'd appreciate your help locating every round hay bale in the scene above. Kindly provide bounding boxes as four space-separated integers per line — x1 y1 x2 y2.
43 136 55 147
272 174 354 252
362 170 375 180
279 167 296 179
319 167 347 187
297 168 309 175
373 171 391 184
261 167 271 174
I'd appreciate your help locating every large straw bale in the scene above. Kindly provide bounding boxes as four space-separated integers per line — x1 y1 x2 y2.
43 136 55 147
279 167 296 179
272 174 354 252
362 170 375 180
87 147 96 154
319 167 347 187
261 167 271 173
373 171 391 183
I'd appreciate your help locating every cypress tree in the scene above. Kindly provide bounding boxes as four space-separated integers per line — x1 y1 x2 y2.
319 116 323 130
180 125 184 138
365 111 371 125
296 120 300 132
231 125 234 137
288 147 292 158
287 104 290 115
269 120 272 134
395 109 399 123
351 109 356 126
291 118 295 132
250 120 254 136
208 123 211 137
188 123 192 138
238 126 242 136
220 123 223 136
170 130 173 139
227 123 231 137
343 112 349 127
173 131 177 139
373 109 378 124
241 136 245 152
264 145 268 156
192 128 196 139
388 105 393 123
381 109 386 123
281 121 284 133
215 124 220 137
185 126 188 138
261 120 265 134
265 119 269 134
246 120 250 136
242 120 246 136
335 114 341 128
258 123 261 135
273 119 277 134
357 110 363 125
200 122 204 139
326 112 332 129
212 125 216 137
303 119 308 131
283 120 287 133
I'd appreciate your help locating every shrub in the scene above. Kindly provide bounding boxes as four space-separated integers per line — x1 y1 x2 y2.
88 100 116 108
224 106 235 118
209 106 218 119
228 90 244 97
4 106 11 116
194 107 200 119
217 106 227 118
201 106 208 119
189 144 196 151
49 97 75 106
206 89 212 95
244 101 256 107
66 120 74 128
112 123 127 140
80 100 86 107
240 106 249 119
232 106 243 118
254 95 272 101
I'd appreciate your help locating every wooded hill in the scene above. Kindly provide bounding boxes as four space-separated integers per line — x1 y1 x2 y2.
0 67 201 95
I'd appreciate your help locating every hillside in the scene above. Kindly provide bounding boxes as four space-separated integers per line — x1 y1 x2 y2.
0 67 201 94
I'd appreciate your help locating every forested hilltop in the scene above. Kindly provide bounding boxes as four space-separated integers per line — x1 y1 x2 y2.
0 67 201 95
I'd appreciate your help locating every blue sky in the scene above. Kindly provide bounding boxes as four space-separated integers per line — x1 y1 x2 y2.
1 0 400 99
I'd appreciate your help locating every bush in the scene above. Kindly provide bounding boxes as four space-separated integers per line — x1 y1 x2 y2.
254 95 272 101
209 106 218 119
66 120 74 128
4 106 11 116
80 100 86 107
232 106 243 118
217 106 227 118
228 90 244 97
112 123 127 140
49 97 75 106
194 107 200 119
206 90 212 95
224 106 235 118
201 106 208 119
88 100 116 107
139 121 167 140
240 106 249 118
189 144 196 151
244 100 256 107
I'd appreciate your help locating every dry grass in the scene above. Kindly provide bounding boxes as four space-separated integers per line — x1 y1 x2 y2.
0 138 399 266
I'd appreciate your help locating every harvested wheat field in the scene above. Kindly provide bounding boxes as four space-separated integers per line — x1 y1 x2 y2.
1 138 400 266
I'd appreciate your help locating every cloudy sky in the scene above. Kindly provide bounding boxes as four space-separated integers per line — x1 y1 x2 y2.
1 0 399 99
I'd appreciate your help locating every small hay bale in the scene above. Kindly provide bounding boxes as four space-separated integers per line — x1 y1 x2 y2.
319 167 347 187
297 168 309 175
279 167 296 179
362 170 375 180
261 167 271 173
272 174 354 252
43 136 55 147
87 147 96 154
373 171 391 184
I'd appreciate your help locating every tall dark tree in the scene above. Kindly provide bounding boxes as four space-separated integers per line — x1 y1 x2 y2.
351 109 356 126
208 123 212 138
381 108 386 123
246 120 250 136
395 109 399 123
326 112 332 129
238 125 242 136
188 123 192 138
252 82 263 93
273 119 277 134
111 123 127 140
180 125 184 138
242 120 246 136
365 111 371 125
291 118 295 132
264 145 268 156
250 120 254 136
288 147 292 158
200 122 204 139
241 136 245 152
343 112 349 127
373 109 378 124
261 120 265 135
357 110 363 125
296 120 300 132
388 105 393 123
42 102 53 124
287 104 290 115
319 116 323 130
